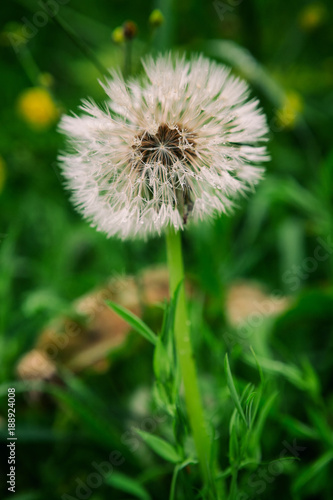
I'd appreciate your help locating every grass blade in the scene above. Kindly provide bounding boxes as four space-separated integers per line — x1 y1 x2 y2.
225 354 248 427
106 300 157 345
136 429 182 464
106 471 151 500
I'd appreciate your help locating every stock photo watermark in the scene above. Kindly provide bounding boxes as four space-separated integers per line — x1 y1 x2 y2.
61 410 167 499
243 439 307 498
7 388 17 493
61 450 125 500
213 0 243 22
282 235 333 291
8 0 70 53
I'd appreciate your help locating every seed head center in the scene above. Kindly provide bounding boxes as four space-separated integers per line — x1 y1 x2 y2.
134 123 196 168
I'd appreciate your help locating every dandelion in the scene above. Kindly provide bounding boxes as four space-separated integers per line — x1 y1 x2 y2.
58 53 270 485
17 87 59 130
59 53 269 240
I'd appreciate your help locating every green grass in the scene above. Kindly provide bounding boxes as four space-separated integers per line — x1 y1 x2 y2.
1 0 333 498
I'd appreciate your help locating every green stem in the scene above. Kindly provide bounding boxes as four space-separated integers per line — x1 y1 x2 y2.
17 47 40 87
165 227 211 484
228 468 238 500
52 14 107 76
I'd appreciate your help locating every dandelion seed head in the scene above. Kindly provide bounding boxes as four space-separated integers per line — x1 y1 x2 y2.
58 53 270 239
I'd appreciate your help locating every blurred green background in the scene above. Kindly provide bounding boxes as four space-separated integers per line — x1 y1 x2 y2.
1 0 333 499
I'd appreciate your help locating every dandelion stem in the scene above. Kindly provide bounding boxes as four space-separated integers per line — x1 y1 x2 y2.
165 227 212 486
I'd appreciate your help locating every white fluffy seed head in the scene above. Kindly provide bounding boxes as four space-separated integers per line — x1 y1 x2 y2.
58 53 270 240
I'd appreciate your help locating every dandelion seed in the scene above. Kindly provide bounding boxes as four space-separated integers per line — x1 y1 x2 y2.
58 53 269 239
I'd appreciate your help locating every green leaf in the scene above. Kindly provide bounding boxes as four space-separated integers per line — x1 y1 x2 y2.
169 458 197 500
153 337 176 417
250 391 278 455
0 381 44 398
161 281 182 340
153 282 182 414
136 429 182 464
245 391 256 426
229 417 240 465
243 353 307 391
281 416 318 441
106 300 157 345
205 39 285 106
277 218 305 279
293 450 333 492
224 354 248 427
153 333 171 382
301 357 321 399
249 346 264 385
106 472 151 500
308 408 333 445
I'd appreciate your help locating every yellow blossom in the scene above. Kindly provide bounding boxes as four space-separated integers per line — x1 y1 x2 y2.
276 91 303 129
17 87 59 130
111 26 125 44
149 9 164 28
299 3 326 31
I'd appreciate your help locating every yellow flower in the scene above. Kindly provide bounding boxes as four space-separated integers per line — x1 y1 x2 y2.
276 91 303 129
299 3 326 31
17 87 59 130
111 26 125 44
149 9 164 28
0 156 6 193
